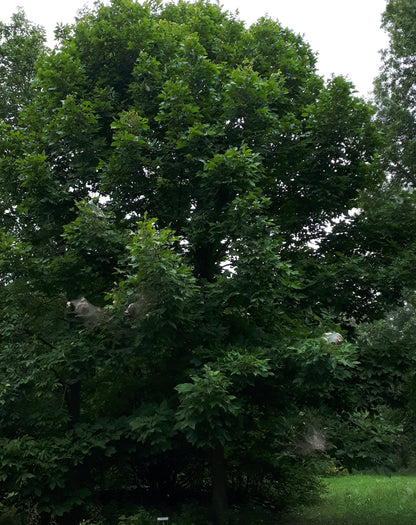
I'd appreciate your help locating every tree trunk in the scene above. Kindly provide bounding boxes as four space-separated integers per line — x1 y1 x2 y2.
64 379 81 428
211 444 228 525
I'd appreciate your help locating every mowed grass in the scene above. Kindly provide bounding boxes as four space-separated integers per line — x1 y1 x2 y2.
282 474 416 524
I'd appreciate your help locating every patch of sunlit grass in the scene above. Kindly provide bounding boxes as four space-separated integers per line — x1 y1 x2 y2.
283 474 416 524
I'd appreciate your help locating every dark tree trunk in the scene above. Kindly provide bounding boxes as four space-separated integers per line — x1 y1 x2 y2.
211 444 229 525
64 379 81 428
194 241 218 282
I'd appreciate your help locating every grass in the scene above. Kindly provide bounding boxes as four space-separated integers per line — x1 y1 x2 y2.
282 473 416 524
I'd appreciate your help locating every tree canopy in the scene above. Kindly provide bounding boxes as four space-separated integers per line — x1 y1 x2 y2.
0 1 408 523
375 0 416 186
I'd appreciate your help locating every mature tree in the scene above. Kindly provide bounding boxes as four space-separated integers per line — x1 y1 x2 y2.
375 0 416 186
293 1 416 478
284 0 416 327
306 0 416 327
372 0 416 395
0 1 382 523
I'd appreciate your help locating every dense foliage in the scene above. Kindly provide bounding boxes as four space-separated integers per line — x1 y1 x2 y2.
0 1 413 523
0 9 46 125
375 0 416 186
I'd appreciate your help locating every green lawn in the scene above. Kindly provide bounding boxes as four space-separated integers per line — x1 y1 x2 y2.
282 474 416 524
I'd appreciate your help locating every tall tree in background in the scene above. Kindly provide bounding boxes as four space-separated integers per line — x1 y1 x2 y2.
348 0 416 463
303 0 416 480
300 0 416 327
371 0 416 302
375 0 416 186
0 1 384 523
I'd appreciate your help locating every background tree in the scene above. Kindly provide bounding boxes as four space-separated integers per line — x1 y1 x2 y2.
323 0 416 472
287 0 416 479
293 0 416 327
375 0 416 187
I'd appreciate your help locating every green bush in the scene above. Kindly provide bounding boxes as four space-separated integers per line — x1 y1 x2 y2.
327 409 403 471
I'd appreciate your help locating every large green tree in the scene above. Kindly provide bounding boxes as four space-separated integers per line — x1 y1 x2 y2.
299 0 416 477
291 0 416 327
375 0 416 186
362 0 416 316
0 1 382 523
309 0 416 327
329 0 416 469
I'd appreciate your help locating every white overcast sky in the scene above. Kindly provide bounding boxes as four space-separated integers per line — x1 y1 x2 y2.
1 0 389 98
